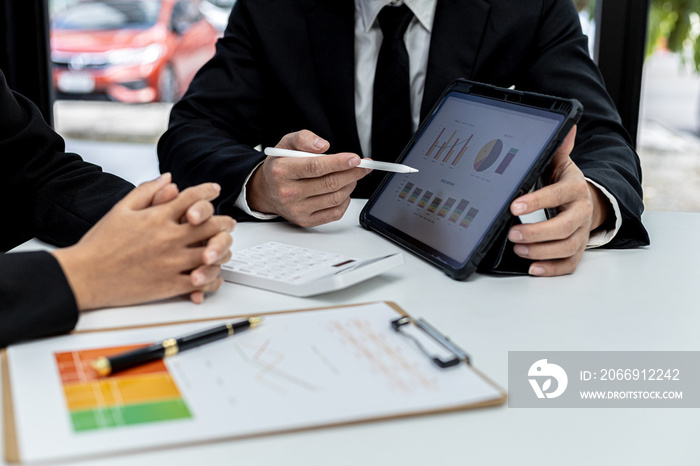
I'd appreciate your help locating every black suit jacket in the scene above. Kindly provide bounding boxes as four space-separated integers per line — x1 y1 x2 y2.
159 0 649 248
0 69 133 347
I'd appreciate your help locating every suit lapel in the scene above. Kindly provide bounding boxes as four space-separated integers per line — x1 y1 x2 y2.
307 0 362 154
421 0 491 120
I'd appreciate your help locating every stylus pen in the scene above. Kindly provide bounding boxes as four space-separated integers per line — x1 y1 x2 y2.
264 147 419 173
91 317 263 377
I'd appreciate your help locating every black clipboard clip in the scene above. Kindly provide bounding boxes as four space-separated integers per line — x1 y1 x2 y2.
391 316 471 368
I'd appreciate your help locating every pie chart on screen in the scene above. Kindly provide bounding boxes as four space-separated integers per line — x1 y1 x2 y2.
474 139 503 172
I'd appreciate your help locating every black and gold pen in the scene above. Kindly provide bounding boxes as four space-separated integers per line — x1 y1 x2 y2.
92 317 263 376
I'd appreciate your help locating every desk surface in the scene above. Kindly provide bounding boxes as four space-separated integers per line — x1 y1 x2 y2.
4 202 699 465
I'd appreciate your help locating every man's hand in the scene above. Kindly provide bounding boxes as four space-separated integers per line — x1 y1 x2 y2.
247 130 370 227
53 174 235 310
151 174 234 303
507 126 611 276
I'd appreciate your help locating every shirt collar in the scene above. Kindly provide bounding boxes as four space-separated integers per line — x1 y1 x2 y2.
356 0 436 34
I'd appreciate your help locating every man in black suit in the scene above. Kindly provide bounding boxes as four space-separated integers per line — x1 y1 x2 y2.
0 69 235 347
158 0 650 277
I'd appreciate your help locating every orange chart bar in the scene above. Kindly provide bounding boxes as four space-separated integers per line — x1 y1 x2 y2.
55 346 192 432
425 128 446 158
452 134 473 166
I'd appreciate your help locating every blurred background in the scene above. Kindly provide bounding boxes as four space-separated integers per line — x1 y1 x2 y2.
47 0 700 212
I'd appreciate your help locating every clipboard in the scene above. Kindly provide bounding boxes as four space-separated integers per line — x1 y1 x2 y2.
3 301 506 464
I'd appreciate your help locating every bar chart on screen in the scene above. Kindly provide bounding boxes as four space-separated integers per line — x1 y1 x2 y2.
393 180 481 231
424 127 473 166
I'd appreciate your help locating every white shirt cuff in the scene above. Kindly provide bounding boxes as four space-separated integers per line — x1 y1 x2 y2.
233 161 279 220
585 177 622 248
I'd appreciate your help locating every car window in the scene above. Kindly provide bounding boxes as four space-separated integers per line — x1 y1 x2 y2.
52 0 161 31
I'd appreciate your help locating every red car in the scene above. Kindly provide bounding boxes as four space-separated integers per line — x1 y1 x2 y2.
51 0 219 103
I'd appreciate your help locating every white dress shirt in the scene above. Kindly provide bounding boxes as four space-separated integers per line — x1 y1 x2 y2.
236 0 621 247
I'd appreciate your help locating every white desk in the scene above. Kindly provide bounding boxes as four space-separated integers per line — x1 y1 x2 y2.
3 202 699 465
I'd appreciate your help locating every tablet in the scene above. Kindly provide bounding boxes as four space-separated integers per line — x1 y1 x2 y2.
359 79 582 280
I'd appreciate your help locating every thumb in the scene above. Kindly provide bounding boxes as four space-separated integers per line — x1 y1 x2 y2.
277 129 329 153
547 125 577 181
551 126 577 166
121 173 173 210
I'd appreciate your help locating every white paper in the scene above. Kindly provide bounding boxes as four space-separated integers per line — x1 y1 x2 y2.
7 302 502 463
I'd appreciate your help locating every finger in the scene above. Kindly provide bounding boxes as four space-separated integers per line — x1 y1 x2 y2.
121 173 172 210
189 264 223 288
512 225 588 261
203 230 234 265
164 183 221 219
183 216 234 249
188 276 225 303
280 153 362 181
152 183 179 207
509 206 586 244
548 126 577 176
527 249 585 277
184 199 215 226
189 290 205 304
292 167 366 199
277 129 329 153
510 171 583 217
199 276 224 292
510 126 577 216
299 196 352 227
172 247 213 273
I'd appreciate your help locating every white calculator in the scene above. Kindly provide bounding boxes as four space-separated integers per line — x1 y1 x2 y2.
221 242 404 297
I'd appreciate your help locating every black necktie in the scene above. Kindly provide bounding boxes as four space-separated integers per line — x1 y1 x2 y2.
371 4 414 163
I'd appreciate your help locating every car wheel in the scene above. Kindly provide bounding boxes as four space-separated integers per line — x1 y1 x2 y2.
158 65 179 103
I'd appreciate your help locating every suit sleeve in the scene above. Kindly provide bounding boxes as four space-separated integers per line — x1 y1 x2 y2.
517 0 649 248
158 0 267 220
0 70 133 252
0 68 133 344
0 251 78 348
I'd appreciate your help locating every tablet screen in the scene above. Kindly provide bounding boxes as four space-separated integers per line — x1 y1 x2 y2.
364 90 566 268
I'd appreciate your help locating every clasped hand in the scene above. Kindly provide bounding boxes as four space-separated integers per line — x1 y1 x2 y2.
54 173 235 310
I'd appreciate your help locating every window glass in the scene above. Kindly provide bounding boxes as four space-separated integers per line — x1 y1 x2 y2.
639 0 700 212
48 0 233 185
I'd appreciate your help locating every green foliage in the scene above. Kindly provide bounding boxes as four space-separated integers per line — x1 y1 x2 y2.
648 0 700 71
577 0 700 71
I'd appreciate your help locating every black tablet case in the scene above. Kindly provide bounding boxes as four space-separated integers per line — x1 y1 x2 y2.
362 79 582 279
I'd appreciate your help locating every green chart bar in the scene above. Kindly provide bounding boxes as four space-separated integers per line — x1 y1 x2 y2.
449 199 470 223
460 207 480 228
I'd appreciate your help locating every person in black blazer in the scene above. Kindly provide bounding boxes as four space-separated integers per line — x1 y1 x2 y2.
158 0 650 277
0 69 235 348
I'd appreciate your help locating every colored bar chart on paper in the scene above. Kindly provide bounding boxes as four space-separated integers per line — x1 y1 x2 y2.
495 148 518 174
437 198 456 218
460 207 480 228
55 346 191 432
449 199 470 223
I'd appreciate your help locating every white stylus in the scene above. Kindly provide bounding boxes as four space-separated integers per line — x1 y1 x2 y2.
263 147 419 173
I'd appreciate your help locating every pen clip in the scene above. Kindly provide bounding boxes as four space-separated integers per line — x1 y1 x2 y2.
391 316 470 368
